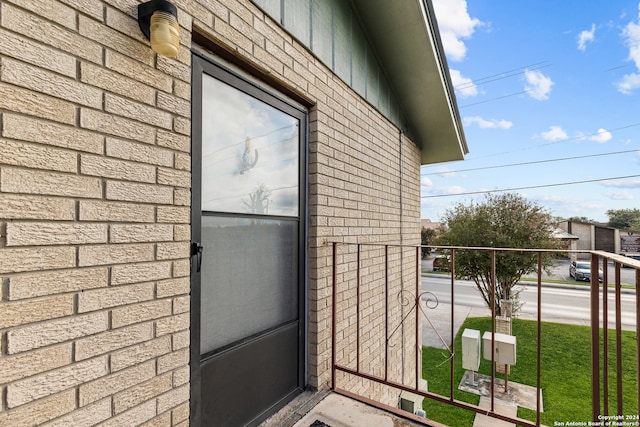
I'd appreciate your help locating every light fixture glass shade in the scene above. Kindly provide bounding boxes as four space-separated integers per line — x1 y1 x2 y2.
150 10 179 58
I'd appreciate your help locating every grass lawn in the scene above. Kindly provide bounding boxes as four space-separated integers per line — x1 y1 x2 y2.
422 317 638 426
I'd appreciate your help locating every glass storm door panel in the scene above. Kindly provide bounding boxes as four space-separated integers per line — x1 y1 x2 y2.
191 54 306 427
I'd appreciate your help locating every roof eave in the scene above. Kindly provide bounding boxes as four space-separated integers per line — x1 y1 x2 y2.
350 0 468 165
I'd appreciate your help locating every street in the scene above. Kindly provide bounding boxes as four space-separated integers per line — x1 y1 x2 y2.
420 274 638 348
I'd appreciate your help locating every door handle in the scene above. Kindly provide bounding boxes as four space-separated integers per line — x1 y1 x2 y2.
191 242 204 272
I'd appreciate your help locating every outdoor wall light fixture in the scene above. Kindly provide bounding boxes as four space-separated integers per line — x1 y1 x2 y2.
138 0 180 58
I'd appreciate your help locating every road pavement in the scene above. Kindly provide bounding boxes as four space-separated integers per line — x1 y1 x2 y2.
420 273 638 348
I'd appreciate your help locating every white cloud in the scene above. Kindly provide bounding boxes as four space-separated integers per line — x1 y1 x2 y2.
615 72 640 94
616 4 640 93
435 167 458 178
608 191 635 200
601 178 640 188
421 176 433 187
588 128 612 143
431 0 483 62
577 24 596 51
450 69 478 97
463 116 513 129
540 126 568 141
443 186 467 195
524 69 554 100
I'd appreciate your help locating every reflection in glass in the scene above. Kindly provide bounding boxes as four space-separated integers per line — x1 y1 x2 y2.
199 216 299 355
201 74 299 216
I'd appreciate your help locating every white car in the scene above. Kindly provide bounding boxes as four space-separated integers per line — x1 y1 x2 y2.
569 261 603 282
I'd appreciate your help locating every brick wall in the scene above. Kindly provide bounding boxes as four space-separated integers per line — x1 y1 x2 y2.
0 0 190 425
0 0 424 424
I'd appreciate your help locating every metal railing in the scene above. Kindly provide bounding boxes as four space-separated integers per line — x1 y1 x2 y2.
330 243 640 427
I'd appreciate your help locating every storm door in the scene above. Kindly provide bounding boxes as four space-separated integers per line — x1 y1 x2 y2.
191 53 307 427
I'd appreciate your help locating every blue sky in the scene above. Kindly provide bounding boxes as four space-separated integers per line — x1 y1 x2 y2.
423 0 640 223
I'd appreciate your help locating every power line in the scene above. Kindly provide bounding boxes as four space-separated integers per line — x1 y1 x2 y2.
421 174 640 199
428 122 640 166
455 61 551 90
421 149 640 176
459 90 532 108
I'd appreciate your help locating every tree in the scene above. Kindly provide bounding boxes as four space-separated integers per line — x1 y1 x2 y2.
421 227 437 258
606 208 640 230
436 193 559 316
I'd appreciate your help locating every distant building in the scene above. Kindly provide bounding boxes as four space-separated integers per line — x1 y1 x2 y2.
421 219 443 231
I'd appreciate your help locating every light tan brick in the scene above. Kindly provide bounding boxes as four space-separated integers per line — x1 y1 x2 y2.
157 206 190 224
111 261 172 286
2 113 104 154
1 3 102 63
0 295 73 329
80 108 155 144
157 167 190 188
157 384 189 414
78 282 155 313
0 246 76 275
7 357 108 408
105 93 173 130
106 181 173 204
171 330 189 351
78 243 154 267
79 201 155 223
174 116 190 136
113 373 172 414
8 267 108 300
173 188 191 207
105 50 172 92
110 336 172 372
0 389 75 426
0 343 72 384
79 360 155 406
0 82 75 124
156 277 189 298
140 413 172 427
172 366 189 388
1 168 102 198
157 242 190 260
106 137 173 166
96 400 156 427
0 27 76 77
44 398 112 427
157 91 190 118
76 322 154 361
157 129 190 152
112 299 173 328
174 152 191 171
172 296 190 315
173 80 190 101
2 58 102 108
81 62 155 105
7 312 108 354
157 348 188 374
0 194 75 220
6 222 107 246
58 0 103 20
81 154 156 183
79 14 154 66
173 224 191 242
0 139 77 173
155 313 189 337
172 259 190 277
110 224 174 243
171 401 189 424
156 53 190 83
10 0 80 29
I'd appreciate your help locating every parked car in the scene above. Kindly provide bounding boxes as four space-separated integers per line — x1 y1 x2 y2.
621 253 640 268
432 254 450 272
569 261 603 282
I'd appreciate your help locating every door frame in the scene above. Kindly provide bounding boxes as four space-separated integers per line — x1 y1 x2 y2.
190 50 309 426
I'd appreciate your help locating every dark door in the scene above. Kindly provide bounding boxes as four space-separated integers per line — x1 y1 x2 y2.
191 53 306 427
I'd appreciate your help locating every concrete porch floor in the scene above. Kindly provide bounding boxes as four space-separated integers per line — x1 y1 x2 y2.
260 390 436 427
